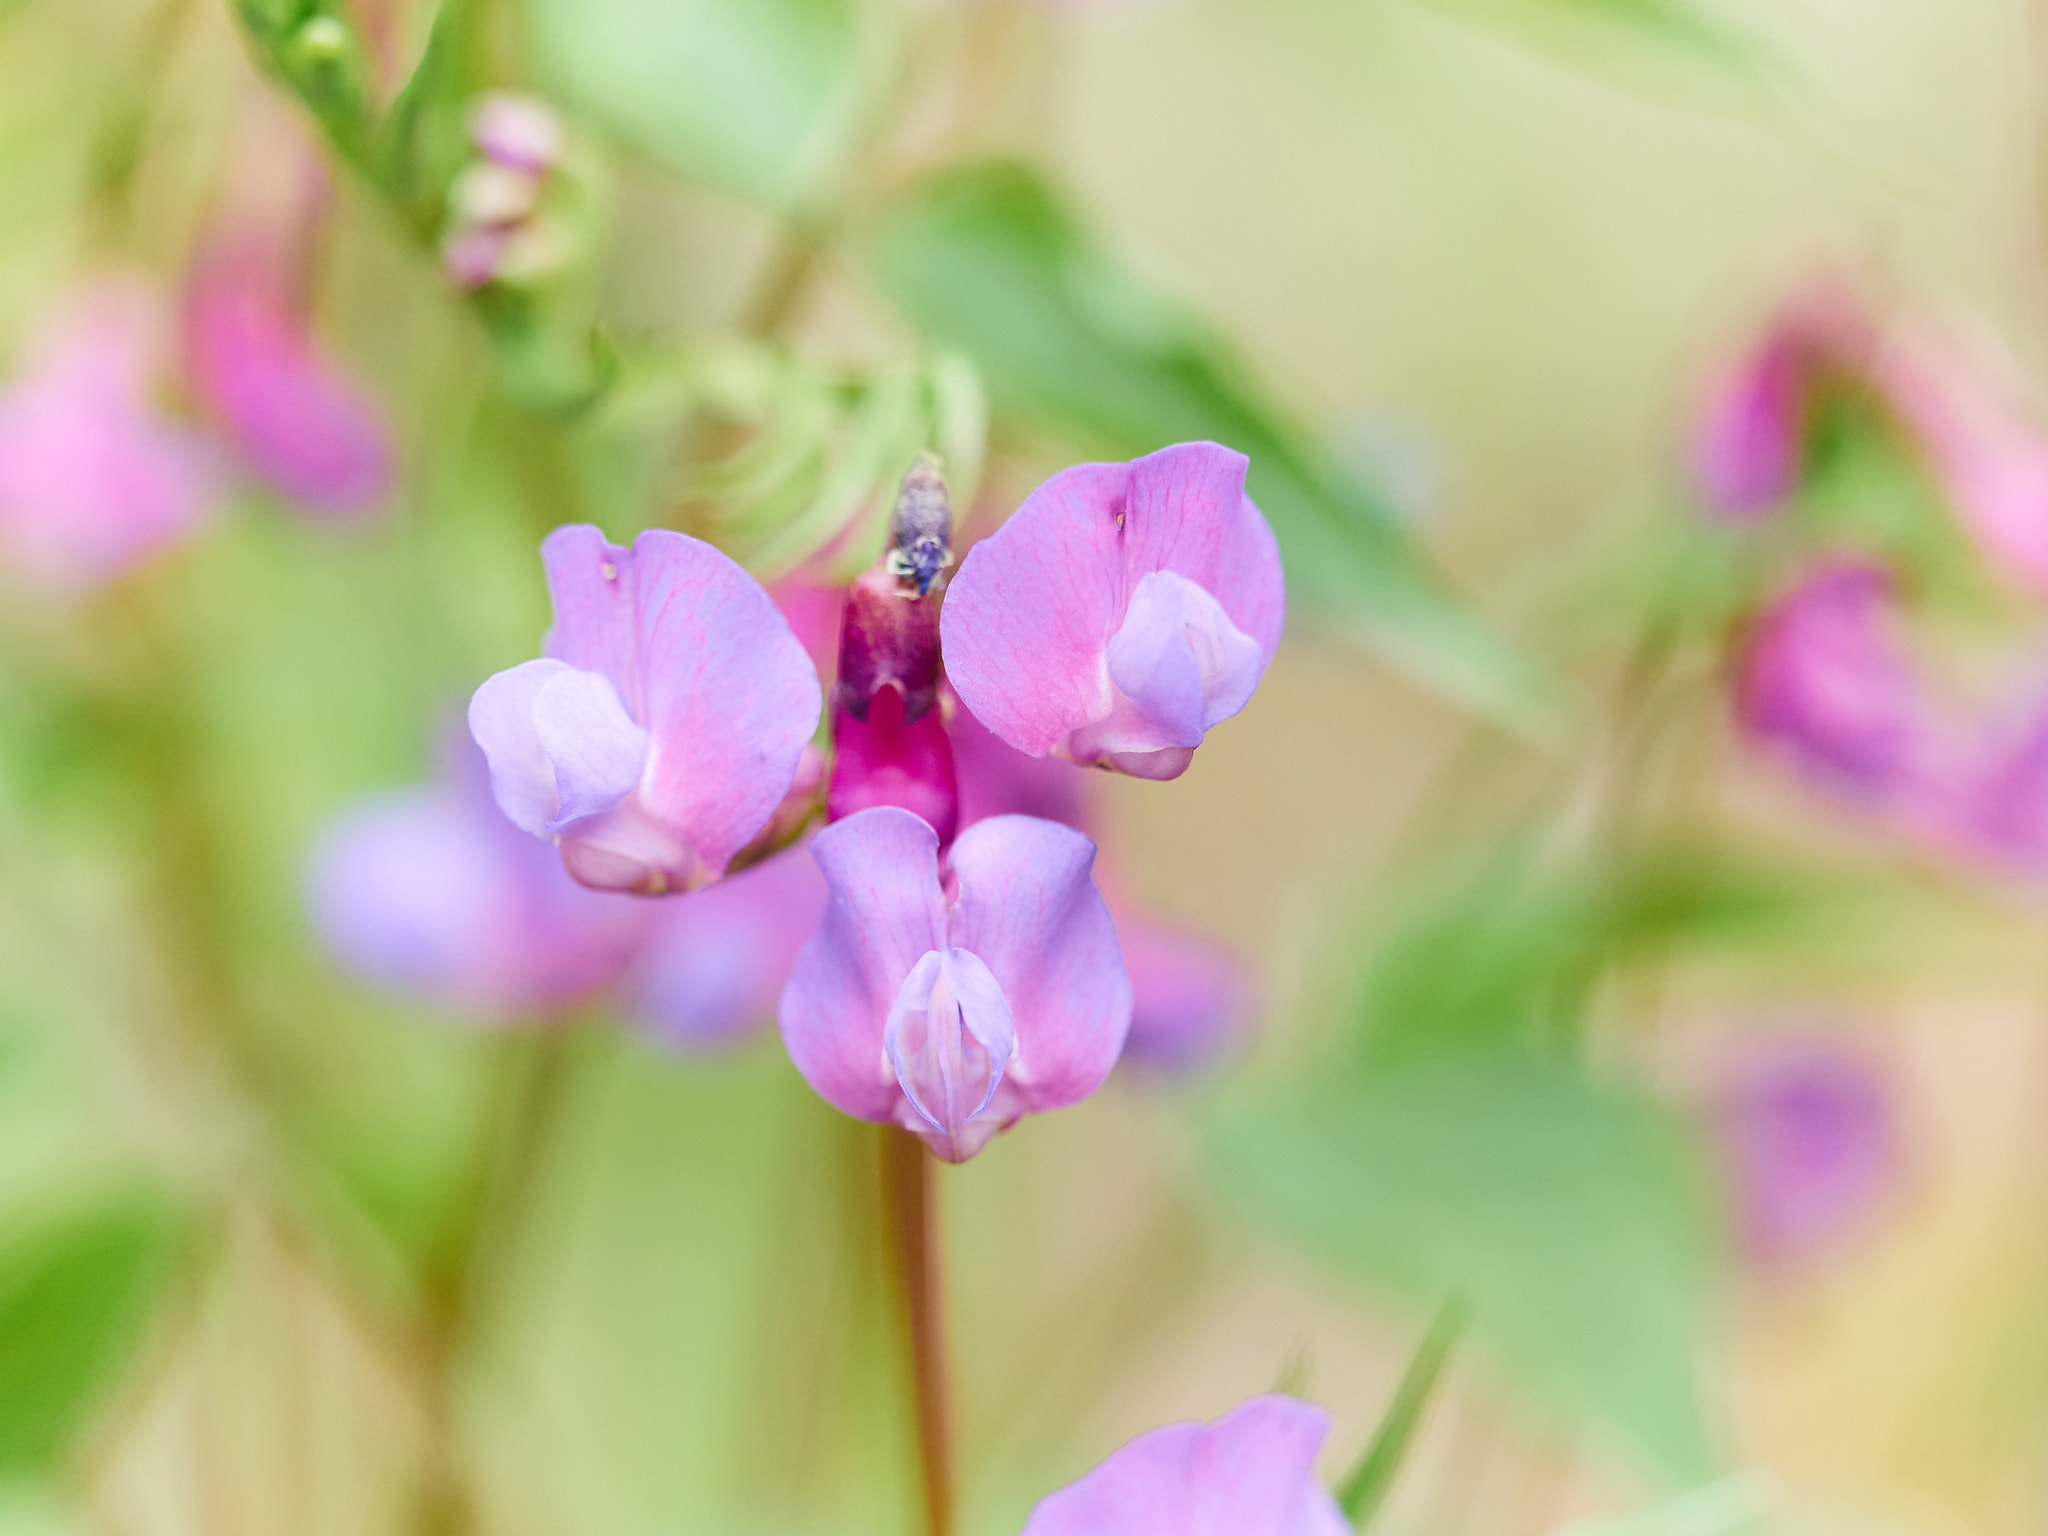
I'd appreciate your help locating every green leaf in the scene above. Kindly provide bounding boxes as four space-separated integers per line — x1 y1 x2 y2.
0 1193 190 1474
860 161 1557 736
524 0 859 210
1211 1055 1717 1483
1335 1298 1466 1529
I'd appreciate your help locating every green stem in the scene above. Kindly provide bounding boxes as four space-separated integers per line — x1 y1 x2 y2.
879 1126 952 1536
1335 1298 1467 1531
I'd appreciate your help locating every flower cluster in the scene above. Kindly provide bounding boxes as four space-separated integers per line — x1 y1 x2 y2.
1697 279 2048 874
440 94 575 292
428 439 1281 1160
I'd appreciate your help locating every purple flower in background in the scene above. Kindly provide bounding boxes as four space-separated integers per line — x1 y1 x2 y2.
441 93 571 291
942 442 1285 780
184 272 393 517
951 704 1252 1070
307 741 650 1017
1021 1394 1348 1536
625 849 826 1048
0 277 217 591
1735 561 1933 800
469 93 563 174
470 525 822 895
1719 1041 1896 1264
778 807 1129 1162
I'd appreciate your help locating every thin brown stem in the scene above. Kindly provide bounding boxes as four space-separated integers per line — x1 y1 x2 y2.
878 1126 952 1536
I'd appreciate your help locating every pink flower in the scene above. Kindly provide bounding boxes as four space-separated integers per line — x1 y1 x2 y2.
941 442 1285 780
184 273 392 517
1867 319 2048 592
1689 283 1868 518
1735 561 1934 800
307 738 651 1018
469 93 563 175
1021 1395 1348 1536
777 806 1129 1162
0 278 216 591
469 525 823 895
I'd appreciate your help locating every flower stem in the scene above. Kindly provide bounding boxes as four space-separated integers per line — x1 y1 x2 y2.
1335 1297 1467 1531
878 1126 953 1536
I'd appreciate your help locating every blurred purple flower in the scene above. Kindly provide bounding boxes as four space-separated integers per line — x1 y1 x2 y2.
469 93 563 174
942 441 1285 780
0 277 217 591
184 273 393 517
625 849 826 1048
1735 561 1935 801
469 525 822 895
307 742 650 1018
1719 1041 1896 1264
441 94 569 291
778 806 1129 1162
1021 1394 1348 1536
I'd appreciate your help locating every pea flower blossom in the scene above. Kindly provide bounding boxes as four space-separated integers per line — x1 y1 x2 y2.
942 441 1285 780
1020 1394 1348 1536
469 525 823 895
0 277 217 592
778 806 1129 1162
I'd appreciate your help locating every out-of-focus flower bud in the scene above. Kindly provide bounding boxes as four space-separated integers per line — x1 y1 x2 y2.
440 93 572 292
942 441 1285 780
778 807 1129 1162
470 92 564 175
1020 1394 1348 1536
469 526 822 895
0 276 218 592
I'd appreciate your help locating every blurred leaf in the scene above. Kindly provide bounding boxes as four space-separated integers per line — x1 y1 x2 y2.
524 0 859 209
0 1192 190 1474
1353 840 1848 1067
861 161 1557 736
378 0 486 235
1212 1055 1717 1482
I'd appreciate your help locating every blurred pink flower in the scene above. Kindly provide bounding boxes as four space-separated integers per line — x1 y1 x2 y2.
1869 319 2048 592
625 849 827 1048
942 441 1285 780
440 94 569 291
1718 1040 1896 1265
778 806 1129 1162
184 273 393 517
307 737 651 1018
1735 561 1935 802
470 525 822 895
1689 282 1869 518
1021 1394 1348 1536
0 277 217 591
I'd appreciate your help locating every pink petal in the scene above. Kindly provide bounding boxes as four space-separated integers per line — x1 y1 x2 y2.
948 814 1129 1111
827 688 959 844
540 524 825 881
469 92 563 174
1021 1395 1346 1536
778 808 950 1122
469 658 581 835
951 699 1093 831
185 283 392 517
623 847 827 1047
941 442 1283 774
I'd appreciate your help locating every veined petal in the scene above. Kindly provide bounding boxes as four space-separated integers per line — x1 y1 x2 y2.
1021 1394 1346 1536
948 814 1128 1111
1119 442 1285 661
779 808 950 1122
530 665 649 830
883 948 1016 1161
